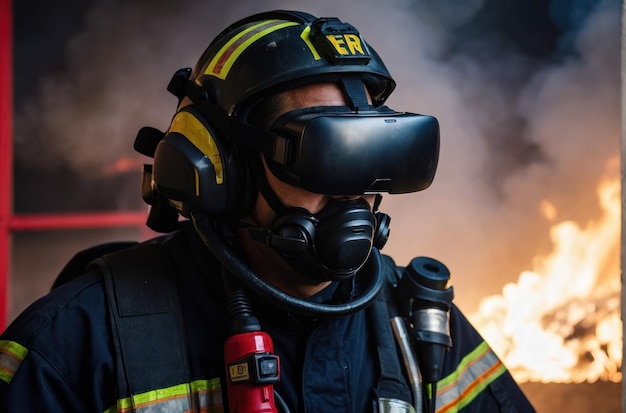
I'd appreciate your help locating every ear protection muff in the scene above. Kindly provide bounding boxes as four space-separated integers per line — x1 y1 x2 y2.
151 105 256 218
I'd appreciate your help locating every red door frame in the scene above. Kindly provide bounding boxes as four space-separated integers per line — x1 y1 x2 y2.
0 0 13 331
0 0 146 330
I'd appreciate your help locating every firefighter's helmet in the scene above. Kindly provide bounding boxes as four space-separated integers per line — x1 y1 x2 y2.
189 10 396 116
139 10 405 227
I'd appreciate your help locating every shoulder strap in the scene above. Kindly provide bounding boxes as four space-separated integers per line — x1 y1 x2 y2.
368 255 413 406
91 242 191 404
52 241 139 290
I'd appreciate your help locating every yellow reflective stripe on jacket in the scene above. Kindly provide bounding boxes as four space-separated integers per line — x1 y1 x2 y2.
103 378 223 413
435 341 507 413
0 340 28 384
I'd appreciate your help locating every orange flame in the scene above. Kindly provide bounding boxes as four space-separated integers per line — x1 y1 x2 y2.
469 158 621 383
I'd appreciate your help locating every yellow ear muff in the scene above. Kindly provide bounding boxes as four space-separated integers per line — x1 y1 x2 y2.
152 105 255 218
169 110 224 185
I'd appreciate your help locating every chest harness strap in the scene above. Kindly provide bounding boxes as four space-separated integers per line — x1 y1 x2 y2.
92 242 191 407
368 259 418 413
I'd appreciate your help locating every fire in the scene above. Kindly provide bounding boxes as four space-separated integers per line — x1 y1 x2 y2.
469 158 621 383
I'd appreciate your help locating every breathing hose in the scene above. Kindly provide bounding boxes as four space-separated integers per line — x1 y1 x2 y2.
192 212 385 318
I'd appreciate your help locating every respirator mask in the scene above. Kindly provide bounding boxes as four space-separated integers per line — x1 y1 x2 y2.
248 197 391 281
244 105 439 281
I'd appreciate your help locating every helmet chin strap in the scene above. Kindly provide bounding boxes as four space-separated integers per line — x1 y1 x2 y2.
191 212 385 318
244 154 387 282
249 153 287 217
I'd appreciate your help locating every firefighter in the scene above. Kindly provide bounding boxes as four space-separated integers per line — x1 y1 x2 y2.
0 10 535 413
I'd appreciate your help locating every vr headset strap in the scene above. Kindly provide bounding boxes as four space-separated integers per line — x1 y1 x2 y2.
93 243 191 403
181 78 293 165
340 76 370 111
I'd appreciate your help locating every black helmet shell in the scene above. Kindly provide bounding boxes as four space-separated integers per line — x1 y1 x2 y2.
190 10 396 116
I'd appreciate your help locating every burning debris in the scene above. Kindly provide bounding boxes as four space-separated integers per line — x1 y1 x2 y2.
469 159 621 384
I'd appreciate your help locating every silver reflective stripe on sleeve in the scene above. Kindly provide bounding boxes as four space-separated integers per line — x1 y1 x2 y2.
376 397 417 413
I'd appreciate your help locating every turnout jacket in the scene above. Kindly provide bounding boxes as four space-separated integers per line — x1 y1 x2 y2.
0 224 535 412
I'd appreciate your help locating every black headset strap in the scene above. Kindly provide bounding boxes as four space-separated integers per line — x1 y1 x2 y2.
340 76 371 111
181 79 293 165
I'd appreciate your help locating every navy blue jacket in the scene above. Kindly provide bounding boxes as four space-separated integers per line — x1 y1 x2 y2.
0 224 535 412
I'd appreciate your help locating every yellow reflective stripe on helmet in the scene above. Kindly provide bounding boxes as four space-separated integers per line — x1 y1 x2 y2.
205 20 299 80
300 25 321 60
435 341 507 413
169 110 223 188
103 378 223 413
0 340 28 384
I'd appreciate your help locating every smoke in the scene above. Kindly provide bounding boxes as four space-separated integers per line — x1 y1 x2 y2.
382 0 620 310
13 0 620 312
13 0 489 173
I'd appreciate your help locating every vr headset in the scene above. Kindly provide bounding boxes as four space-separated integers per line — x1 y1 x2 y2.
234 105 440 195
142 74 440 224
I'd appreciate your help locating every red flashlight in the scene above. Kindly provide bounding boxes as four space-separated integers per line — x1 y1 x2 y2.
224 331 280 412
